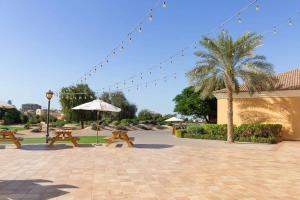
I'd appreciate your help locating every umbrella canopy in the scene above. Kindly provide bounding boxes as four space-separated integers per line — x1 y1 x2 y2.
72 99 121 144
165 117 183 122
0 102 15 109
72 99 121 112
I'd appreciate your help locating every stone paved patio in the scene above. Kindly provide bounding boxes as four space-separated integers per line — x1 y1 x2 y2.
1 131 300 200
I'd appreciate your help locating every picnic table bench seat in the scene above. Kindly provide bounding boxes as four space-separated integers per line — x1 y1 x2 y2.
105 131 134 147
0 130 23 148
48 130 79 147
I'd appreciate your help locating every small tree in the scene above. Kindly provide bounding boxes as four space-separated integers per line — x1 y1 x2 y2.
173 86 217 123
3 108 22 125
100 91 137 121
60 84 96 128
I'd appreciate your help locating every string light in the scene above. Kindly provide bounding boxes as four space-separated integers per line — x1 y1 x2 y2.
93 0 262 95
149 9 153 21
138 26 143 33
71 0 286 96
273 26 277 34
237 13 242 23
162 1 167 8
288 18 293 26
255 1 260 11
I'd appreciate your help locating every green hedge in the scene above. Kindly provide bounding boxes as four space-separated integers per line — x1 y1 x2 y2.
182 124 282 144
175 129 187 138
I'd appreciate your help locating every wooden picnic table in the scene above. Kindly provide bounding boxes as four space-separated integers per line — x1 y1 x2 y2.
0 130 23 148
105 131 134 147
48 130 79 147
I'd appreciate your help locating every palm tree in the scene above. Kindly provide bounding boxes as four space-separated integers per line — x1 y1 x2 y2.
187 32 275 143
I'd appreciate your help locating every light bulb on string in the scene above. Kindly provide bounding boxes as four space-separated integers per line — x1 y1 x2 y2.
288 18 293 26
149 9 153 21
128 33 132 42
273 26 277 35
222 28 226 34
256 3 260 12
237 13 242 23
162 1 167 8
174 73 177 79
138 26 142 33
194 41 197 49
181 50 184 57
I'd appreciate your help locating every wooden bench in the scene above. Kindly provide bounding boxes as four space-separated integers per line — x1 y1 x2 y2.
48 130 79 147
0 130 23 148
105 131 134 147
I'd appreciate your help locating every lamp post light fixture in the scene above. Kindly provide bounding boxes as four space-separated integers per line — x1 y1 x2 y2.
46 90 54 143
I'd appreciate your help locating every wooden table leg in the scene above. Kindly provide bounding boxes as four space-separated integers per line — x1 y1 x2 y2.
48 134 60 147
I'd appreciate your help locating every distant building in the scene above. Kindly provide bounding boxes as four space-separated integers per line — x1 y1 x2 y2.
36 109 64 120
21 104 42 112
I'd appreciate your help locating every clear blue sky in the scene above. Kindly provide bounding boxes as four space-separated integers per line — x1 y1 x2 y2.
0 0 299 114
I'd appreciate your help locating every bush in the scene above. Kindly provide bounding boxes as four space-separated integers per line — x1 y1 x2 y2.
234 124 282 143
175 129 186 138
186 125 206 135
182 123 281 144
50 120 66 128
111 120 120 127
116 125 128 131
24 123 31 129
120 119 130 126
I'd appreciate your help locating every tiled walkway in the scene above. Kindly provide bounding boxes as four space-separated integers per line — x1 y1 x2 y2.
1 133 300 200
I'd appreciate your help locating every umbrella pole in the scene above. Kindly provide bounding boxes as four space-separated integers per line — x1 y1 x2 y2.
96 111 99 144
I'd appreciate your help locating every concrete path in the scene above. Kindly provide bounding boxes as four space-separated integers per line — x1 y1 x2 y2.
1 131 299 199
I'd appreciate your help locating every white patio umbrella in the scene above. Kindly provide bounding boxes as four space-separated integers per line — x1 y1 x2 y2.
0 102 15 109
165 117 183 122
165 117 183 135
72 99 121 144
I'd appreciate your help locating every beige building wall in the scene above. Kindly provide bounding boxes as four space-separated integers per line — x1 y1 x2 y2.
216 91 300 141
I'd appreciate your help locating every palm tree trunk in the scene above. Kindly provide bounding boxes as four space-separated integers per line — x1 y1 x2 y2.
227 89 234 143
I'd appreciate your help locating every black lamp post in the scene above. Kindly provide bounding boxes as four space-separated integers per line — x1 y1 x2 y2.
46 90 54 143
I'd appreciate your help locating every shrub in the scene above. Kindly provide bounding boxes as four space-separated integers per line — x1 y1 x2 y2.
234 124 282 143
175 129 186 138
116 125 128 131
187 125 206 135
50 120 66 128
24 123 31 129
182 123 281 144
202 124 227 137
111 120 120 127
120 119 130 126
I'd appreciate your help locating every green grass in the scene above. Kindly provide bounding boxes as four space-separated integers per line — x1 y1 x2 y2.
0 125 26 132
0 136 105 144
